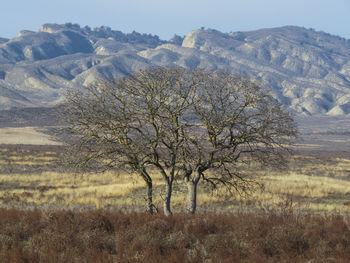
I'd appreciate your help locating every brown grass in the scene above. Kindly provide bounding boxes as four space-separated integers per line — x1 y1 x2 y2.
2 145 350 213
0 208 350 262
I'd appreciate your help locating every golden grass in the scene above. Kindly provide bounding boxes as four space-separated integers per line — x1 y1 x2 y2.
247 173 350 212
1 145 350 213
0 170 169 209
0 168 350 213
196 156 350 213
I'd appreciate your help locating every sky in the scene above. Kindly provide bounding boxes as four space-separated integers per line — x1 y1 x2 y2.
1 0 350 40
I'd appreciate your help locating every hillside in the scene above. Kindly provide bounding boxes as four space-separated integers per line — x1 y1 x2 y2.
1 23 350 116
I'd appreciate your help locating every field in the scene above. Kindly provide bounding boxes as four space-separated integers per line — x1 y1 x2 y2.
1 144 350 214
0 127 60 145
1 208 350 262
1 116 350 262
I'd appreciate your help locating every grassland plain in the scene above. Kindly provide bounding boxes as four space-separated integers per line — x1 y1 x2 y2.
1 144 350 214
0 127 60 145
1 124 350 261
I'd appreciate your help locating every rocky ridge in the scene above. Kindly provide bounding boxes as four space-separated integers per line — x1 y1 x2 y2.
1 23 350 116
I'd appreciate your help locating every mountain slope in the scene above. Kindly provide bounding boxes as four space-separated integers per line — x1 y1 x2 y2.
1 23 350 116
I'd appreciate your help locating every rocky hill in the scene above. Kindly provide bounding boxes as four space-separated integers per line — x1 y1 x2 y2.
1 23 350 116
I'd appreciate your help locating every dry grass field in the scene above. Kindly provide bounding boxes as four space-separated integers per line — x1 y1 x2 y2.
1 118 350 262
0 127 60 145
1 144 350 214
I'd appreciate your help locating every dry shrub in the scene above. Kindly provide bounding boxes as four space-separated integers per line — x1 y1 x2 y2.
0 209 116 263
114 213 193 262
0 208 350 262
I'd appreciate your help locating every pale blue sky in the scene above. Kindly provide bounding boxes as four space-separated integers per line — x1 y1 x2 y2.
1 0 350 40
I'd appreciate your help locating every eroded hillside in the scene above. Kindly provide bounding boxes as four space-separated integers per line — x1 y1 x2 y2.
1 23 350 115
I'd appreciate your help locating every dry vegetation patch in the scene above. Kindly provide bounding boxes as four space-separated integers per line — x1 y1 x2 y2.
1 145 350 213
0 209 349 262
1 145 350 261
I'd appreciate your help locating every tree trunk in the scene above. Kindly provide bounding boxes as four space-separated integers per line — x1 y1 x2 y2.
146 181 156 214
140 169 156 214
186 171 200 214
163 182 173 216
146 180 155 214
186 180 198 214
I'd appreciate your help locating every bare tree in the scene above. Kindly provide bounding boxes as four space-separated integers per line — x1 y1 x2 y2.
119 67 199 215
62 67 198 215
62 67 297 215
62 80 157 213
178 70 297 213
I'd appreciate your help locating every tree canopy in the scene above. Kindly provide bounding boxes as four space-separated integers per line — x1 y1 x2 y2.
62 67 297 214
